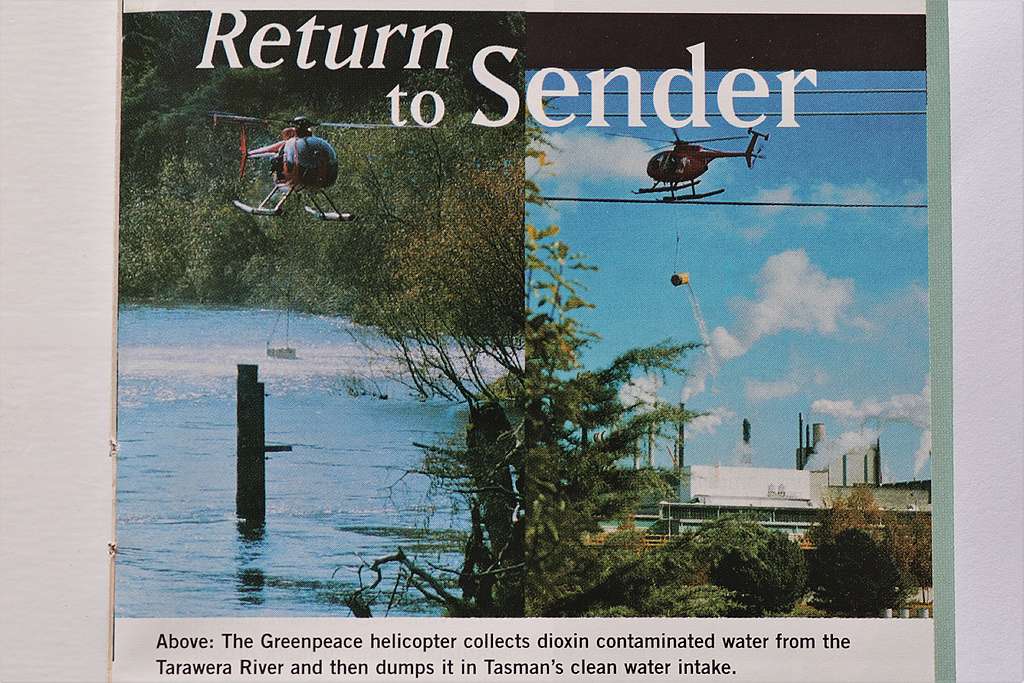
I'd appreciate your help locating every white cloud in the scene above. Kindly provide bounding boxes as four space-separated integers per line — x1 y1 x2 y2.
534 129 653 185
812 376 930 431
811 376 932 475
744 363 827 404
848 314 879 334
682 249 856 403
811 181 881 207
710 326 745 361
619 373 663 413
753 181 925 227
806 427 880 472
755 186 796 215
716 249 854 359
745 377 801 402
687 406 735 435
742 250 853 338
876 282 928 320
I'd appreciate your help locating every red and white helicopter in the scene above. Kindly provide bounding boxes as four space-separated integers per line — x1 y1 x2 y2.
612 127 769 201
210 111 408 221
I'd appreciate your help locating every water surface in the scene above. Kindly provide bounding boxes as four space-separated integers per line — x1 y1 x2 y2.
116 306 464 617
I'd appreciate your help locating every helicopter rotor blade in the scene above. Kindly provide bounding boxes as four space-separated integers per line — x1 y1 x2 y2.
680 135 749 144
210 111 280 126
210 111 431 132
315 121 424 129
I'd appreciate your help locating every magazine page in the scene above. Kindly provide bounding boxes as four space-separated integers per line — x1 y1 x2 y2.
106 1 947 681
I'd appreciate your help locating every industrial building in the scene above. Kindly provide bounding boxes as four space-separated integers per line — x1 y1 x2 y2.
620 411 931 545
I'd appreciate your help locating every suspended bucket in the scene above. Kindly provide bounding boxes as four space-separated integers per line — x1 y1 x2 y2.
670 272 690 287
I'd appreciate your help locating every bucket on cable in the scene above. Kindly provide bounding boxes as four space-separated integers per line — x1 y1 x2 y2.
670 272 690 287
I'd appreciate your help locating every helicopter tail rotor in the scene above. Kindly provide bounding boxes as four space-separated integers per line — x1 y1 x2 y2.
744 128 770 168
238 125 249 178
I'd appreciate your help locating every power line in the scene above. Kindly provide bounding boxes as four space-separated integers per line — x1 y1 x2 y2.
545 111 927 118
540 196 927 209
565 88 927 96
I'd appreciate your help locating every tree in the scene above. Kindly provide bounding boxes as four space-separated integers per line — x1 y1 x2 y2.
334 119 526 617
710 528 807 616
523 226 699 614
883 511 932 601
808 528 910 616
539 533 739 618
809 486 932 606
521 127 707 616
807 486 883 549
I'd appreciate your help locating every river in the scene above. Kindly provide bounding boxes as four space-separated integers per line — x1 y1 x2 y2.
115 305 464 617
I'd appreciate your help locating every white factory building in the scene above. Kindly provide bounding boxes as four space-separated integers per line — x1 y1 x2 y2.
630 413 931 543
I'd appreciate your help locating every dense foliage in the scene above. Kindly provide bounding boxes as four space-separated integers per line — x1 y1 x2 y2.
710 526 808 616
808 528 910 617
809 487 932 607
120 12 523 309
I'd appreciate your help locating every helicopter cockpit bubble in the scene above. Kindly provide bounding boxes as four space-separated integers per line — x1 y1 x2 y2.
291 136 339 187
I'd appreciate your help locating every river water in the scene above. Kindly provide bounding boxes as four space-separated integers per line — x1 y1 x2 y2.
115 306 465 617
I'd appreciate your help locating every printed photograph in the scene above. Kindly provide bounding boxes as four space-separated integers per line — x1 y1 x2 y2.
116 10 525 618
523 15 932 619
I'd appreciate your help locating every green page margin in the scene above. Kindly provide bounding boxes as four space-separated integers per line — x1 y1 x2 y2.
927 1 954 681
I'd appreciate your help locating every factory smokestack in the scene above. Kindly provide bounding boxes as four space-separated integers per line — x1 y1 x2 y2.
738 418 753 465
797 412 805 469
873 437 882 484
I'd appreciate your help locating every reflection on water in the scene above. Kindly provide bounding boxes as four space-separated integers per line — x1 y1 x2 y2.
237 568 265 606
116 306 464 617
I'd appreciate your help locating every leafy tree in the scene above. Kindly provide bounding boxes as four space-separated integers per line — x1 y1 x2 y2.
331 116 526 617
810 486 932 605
539 533 739 618
808 528 910 617
883 511 932 601
808 486 884 549
523 222 699 613
710 527 807 616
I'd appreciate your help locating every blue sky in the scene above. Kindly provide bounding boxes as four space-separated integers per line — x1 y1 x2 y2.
528 70 931 482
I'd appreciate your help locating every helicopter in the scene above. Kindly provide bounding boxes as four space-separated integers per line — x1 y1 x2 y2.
210 111 409 221
615 127 769 201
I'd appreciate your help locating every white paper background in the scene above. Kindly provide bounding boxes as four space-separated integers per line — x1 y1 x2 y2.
0 1 1021 681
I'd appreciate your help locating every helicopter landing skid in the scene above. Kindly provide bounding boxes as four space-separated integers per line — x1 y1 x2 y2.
233 200 280 216
634 179 701 195
303 191 354 222
233 183 292 216
661 188 726 202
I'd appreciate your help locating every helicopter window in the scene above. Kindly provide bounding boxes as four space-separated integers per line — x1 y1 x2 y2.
295 137 338 167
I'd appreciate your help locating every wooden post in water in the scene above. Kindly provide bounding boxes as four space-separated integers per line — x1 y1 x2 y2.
237 364 266 526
